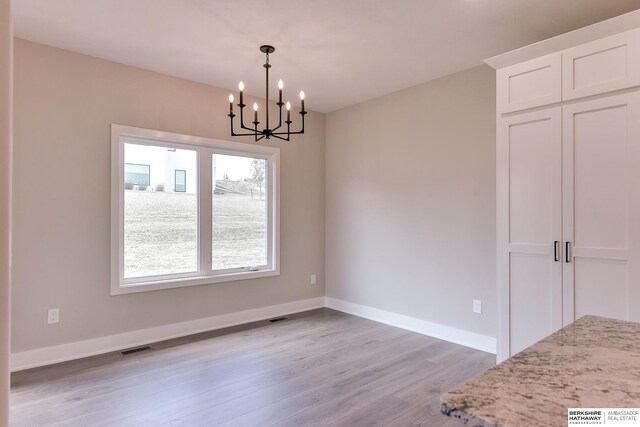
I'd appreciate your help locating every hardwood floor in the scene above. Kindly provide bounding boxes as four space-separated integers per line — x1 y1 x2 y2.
10 308 495 426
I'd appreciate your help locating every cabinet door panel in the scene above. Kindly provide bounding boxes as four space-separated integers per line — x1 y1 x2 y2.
563 92 640 324
563 29 640 101
497 54 561 114
573 104 628 249
497 108 562 360
574 259 628 320
509 253 555 355
508 120 555 244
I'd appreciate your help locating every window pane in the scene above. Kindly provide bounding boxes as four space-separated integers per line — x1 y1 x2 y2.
124 163 150 186
212 154 267 270
175 170 186 192
124 143 198 278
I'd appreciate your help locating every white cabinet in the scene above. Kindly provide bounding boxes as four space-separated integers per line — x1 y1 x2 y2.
497 54 561 113
497 108 562 356
562 93 640 325
496 29 640 113
492 26 640 361
562 29 640 101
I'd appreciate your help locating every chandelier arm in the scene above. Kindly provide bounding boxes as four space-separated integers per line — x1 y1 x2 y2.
229 113 266 137
272 112 305 136
275 122 292 139
238 103 250 131
254 122 261 142
271 102 285 132
272 130 303 136
232 131 268 137
270 120 292 139
238 103 262 134
241 123 261 133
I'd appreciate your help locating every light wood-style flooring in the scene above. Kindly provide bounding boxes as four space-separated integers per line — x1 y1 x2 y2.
10 308 494 426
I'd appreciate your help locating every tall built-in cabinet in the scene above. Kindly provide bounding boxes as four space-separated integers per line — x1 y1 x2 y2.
488 24 640 361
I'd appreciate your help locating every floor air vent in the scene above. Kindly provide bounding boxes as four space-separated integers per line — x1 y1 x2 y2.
268 316 289 323
120 345 152 355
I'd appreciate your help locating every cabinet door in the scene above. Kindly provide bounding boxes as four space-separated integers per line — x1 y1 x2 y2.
562 29 640 101
563 92 640 325
497 53 562 114
497 107 562 360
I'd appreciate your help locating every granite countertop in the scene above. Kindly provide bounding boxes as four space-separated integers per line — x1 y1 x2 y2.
441 315 640 427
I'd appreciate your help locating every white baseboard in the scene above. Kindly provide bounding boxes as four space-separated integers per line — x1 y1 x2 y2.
324 297 497 354
12 295 496 371
11 297 324 372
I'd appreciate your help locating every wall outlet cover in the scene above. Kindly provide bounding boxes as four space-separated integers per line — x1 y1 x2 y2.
48 308 59 324
473 299 482 314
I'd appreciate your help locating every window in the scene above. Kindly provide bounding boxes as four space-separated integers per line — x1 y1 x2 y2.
111 125 280 295
124 163 150 186
123 144 197 279
174 169 186 192
212 155 267 271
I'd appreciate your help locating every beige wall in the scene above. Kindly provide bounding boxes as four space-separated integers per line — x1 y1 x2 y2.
12 39 325 353
13 36 495 362
0 0 11 423
325 65 497 338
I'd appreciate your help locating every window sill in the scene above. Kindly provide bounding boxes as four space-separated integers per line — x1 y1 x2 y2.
111 268 280 295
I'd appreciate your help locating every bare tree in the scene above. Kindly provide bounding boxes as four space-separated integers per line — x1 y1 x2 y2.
250 159 265 200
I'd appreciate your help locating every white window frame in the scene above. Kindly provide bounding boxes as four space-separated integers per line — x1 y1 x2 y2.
110 124 280 295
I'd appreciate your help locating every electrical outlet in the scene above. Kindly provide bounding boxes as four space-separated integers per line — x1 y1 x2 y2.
48 308 59 324
473 299 482 314
310 274 317 285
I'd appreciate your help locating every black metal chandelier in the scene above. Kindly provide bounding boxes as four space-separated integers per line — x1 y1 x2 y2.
228 45 306 141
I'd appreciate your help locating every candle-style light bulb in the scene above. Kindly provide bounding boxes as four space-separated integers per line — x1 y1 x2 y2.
299 91 305 112
299 91 305 100
278 80 284 90
238 81 244 105
253 102 258 111
229 94 234 103
286 101 291 122
239 81 245 91
286 101 291 110
229 94 234 114
253 102 258 123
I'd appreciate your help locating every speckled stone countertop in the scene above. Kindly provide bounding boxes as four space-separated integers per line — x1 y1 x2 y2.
441 315 640 427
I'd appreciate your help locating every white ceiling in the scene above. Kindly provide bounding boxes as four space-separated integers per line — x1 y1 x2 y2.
13 0 640 113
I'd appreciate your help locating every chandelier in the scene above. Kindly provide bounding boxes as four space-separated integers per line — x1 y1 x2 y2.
228 45 306 141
